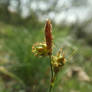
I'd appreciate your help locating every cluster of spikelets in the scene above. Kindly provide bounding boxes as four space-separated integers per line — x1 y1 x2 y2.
32 19 66 75
51 48 66 74
32 42 51 56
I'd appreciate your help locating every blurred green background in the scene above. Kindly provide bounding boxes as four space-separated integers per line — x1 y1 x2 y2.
0 0 92 92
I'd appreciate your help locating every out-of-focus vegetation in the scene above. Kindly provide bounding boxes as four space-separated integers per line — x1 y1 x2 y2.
0 0 92 92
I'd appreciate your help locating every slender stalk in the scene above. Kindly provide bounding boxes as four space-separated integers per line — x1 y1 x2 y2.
49 55 54 92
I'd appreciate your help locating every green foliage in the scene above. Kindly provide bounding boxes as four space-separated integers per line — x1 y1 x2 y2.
0 22 92 92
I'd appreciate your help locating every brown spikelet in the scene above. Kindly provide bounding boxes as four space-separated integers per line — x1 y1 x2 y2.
45 19 53 55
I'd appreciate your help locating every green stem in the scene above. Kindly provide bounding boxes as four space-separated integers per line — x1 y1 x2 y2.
49 55 54 92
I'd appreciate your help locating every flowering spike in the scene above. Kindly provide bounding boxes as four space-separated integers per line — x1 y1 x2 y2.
32 42 51 56
51 48 66 74
45 19 53 55
32 19 68 92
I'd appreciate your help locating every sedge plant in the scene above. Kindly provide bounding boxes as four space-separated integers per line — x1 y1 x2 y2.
32 19 66 92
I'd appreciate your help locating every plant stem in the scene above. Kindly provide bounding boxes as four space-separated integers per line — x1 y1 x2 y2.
49 55 54 92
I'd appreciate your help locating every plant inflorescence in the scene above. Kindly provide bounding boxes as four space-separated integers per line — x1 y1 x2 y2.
32 19 66 92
